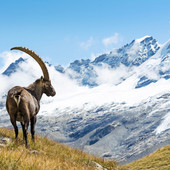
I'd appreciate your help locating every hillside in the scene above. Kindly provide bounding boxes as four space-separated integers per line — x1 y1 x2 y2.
0 128 118 170
0 36 170 163
123 145 170 170
0 128 170 170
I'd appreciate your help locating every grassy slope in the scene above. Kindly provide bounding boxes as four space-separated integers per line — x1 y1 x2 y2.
0 128 170 170
123 145 170 170
0 128 118 170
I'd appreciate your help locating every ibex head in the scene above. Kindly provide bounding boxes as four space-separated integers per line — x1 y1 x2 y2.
11 47 56 97
41 77 56 97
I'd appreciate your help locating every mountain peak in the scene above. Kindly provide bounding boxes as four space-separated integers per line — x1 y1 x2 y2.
135 35 153 43
2 36 165 88
2 57 25 76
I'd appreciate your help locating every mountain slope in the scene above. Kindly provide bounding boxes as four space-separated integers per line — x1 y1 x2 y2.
0 128 169 170
34 91 170 164
0 128 118 170
2 57 25 76
0 35 170 164
123 145 170 170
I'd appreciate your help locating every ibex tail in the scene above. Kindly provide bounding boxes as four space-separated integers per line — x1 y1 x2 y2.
13 93 21 109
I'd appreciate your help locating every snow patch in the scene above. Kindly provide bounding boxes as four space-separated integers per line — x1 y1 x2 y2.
135 35 152 43
155 112 170 134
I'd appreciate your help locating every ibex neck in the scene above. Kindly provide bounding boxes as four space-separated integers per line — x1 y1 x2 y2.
26 82 43 101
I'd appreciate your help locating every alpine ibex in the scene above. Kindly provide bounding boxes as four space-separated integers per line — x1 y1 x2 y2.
6 47 56 147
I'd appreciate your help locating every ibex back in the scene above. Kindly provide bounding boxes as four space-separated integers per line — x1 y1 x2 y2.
6 47 56 147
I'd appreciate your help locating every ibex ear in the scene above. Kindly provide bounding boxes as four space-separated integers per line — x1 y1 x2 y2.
40 76 44 81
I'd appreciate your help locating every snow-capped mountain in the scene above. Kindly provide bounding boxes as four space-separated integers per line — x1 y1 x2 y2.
2 57 25 76
0 36 170 164
66 36 161 87
3 36 161 88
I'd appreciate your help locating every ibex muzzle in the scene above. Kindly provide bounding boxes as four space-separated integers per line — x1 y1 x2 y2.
6 47 56 147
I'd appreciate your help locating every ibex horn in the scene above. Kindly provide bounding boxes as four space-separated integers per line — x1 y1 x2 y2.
11 47 50 80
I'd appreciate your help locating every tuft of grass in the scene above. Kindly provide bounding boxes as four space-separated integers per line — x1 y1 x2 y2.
0 128 119 170
123 145 170 170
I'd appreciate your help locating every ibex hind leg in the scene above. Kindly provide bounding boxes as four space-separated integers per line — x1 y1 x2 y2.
20 122 25 141
10 115 18 139
21 121 29 148
22 114 30 148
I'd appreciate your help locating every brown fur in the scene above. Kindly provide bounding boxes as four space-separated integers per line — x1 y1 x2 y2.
6 77 56 147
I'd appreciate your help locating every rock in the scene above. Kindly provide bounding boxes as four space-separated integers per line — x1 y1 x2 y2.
0 143 6 147
0 137 11 146
30 150 39 155
91 161 106 170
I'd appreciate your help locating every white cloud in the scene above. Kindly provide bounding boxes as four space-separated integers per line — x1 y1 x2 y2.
155 110 170 134
1 44 170 120
0 57 42 100
102 33 122 47
110 49 119 56
94 64 130 85
0 51 29 73
80 37 94 50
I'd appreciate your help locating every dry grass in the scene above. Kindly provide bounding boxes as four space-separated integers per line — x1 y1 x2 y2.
1 127 169 170
0 128 119 170
122 145 170 170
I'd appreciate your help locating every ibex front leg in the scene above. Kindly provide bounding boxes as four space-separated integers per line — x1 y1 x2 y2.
31 116 37 142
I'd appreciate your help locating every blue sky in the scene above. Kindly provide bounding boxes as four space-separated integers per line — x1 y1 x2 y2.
0 0 169 66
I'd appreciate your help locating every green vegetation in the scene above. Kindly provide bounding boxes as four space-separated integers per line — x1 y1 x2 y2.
123 145 170 170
